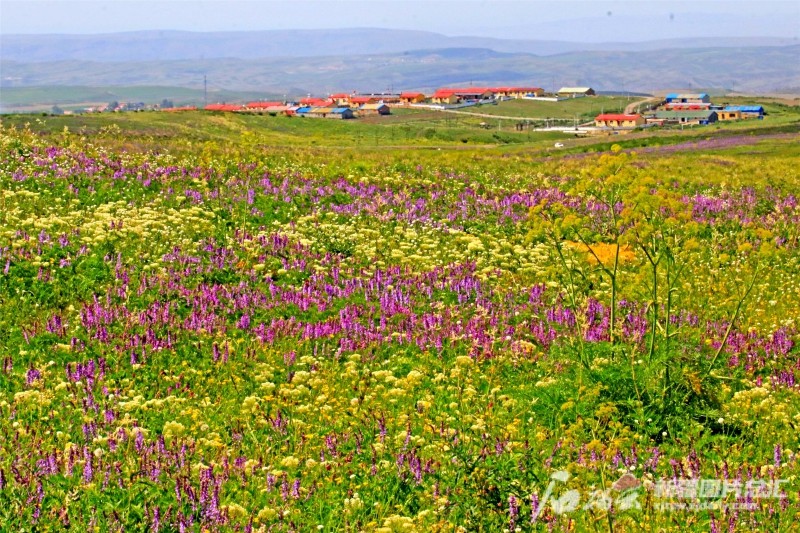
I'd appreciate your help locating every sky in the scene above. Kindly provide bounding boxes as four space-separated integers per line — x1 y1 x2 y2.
1 0 799 41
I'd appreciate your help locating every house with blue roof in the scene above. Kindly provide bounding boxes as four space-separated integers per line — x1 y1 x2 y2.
305 106 354 119
665 93 711 104
724 105 765 119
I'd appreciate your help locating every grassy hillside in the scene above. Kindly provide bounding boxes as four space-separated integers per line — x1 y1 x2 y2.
453 96 641 121
2 100 800 532
2 95 797 157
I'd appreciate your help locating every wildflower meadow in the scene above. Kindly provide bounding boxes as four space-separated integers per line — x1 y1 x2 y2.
1 119 799 532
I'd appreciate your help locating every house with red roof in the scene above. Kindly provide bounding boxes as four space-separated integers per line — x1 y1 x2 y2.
431 87 494 104
400 92 427 104
594 113 645 128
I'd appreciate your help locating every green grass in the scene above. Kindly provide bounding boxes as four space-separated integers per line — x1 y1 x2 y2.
0 109 575 148
462 96 643 120
1 95 798 156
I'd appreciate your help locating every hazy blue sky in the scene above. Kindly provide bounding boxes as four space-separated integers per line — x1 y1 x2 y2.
2 0 799 41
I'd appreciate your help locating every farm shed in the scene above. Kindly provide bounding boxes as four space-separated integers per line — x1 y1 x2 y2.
594 113 645 128
558 87 595 97
359 103 390 116
652 110 718 125
306 107 354 119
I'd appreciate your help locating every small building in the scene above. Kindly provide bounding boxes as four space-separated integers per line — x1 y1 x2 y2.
431 87 494 104
328 107 354 119
490 86 544 98
430 90 460 104
716 109 741 121
653 110 718 125
724 105 765 119
330 93 352 106
558 87 595 97
664 93 711 104
594 113 645 128
306 106 353 119
400 92 426 104
359 103 390 116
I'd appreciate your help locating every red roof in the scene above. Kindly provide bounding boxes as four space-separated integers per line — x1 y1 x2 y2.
246 101 284 108
595 114 642 121
204 104 244 112
299 98 333 106
330 93 351 99
490 87 543 93
350 96 377 104
434 87 493 98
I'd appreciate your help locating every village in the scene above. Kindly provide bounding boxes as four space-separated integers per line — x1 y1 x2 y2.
98 85 766 134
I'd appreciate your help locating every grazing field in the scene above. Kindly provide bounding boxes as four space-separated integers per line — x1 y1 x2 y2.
1 110 799 532
456 96 639 121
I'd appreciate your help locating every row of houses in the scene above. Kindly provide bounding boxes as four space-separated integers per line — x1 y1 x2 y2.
594 93 765 129
202 101 390 119
595 107 765 129
196 86 597 117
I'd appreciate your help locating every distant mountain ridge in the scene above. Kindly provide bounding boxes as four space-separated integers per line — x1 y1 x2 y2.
3 44 799 96
2 28 797 62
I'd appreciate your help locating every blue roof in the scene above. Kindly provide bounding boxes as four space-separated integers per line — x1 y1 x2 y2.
295 106 311 113
666 92 708 98
724 105 764 113
331 107 351 113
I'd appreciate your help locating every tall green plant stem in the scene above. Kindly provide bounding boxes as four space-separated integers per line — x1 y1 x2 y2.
704 266 760 378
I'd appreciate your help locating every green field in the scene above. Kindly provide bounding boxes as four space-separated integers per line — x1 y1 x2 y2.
460 96 645 120
2 94 800 532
